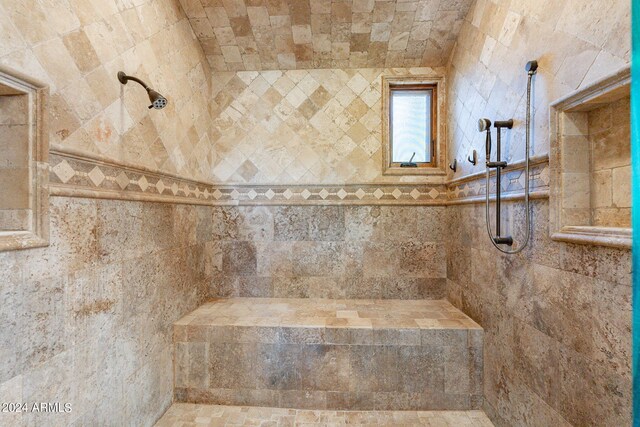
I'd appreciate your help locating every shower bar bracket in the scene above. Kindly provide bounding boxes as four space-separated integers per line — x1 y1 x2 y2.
486 161 508 169
478 60 537 254
488 119 513 246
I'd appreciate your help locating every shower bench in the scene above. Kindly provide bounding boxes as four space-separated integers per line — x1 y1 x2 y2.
172 298 483 410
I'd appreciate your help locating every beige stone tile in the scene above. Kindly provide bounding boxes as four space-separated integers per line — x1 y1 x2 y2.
0 167 29 209
612 166 631 208
0 92 27 125
562 172 590 209
179 0 472 71
202 66 451 184
561 135 590 173
590 169 612 209
0 123 29 168
62 29 101 74
32 38 82 91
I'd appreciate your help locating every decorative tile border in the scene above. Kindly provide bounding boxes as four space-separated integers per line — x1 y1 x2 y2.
446 155 550 204
49 151 448 206
49 150 548 206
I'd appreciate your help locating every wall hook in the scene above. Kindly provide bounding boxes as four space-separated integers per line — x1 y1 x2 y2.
449 159 457 172
467 150 477 165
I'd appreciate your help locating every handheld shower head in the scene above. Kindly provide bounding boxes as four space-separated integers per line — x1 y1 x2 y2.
117 71 168 110
478 118 492 132
478 118 492 157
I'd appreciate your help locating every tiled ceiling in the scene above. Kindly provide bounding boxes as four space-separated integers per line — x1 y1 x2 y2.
179 0 474 71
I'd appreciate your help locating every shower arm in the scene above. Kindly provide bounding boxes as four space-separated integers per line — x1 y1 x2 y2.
117 71 168 110
484 61 537 254
118 72 150 90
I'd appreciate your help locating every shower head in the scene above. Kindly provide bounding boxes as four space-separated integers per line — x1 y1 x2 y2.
478 118 492 132
117 71 168 110
478 118 492 157
147 89 167 110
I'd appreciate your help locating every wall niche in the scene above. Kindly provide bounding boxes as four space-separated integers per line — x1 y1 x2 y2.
550 67 631 248
0 67 49 251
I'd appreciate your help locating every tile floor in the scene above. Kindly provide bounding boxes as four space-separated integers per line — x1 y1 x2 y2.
154 403 495 426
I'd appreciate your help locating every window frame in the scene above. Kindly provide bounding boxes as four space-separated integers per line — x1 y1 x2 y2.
381 75 446 176
389 84 437 167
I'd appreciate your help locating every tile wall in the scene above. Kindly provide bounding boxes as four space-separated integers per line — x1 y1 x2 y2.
0 198 213 426
207 205 447 299
588 96 631 227
559 110 593 227
0 0 214 182
0 92 30 230
208 67 446 185
447 0 630 180
0 1 633 426
446 200 631 426
446 0 631 425
0 0 216 425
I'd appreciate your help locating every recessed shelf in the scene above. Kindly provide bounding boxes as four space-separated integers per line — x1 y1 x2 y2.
0 66 49 251
549 67 631 248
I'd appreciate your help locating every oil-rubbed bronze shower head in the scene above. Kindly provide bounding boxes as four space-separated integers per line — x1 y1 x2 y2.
117 71 168 110
147 89 167 110
478 118 491 132
478 118 492 158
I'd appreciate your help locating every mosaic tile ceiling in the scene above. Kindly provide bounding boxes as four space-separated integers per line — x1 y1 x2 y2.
179 0 474 71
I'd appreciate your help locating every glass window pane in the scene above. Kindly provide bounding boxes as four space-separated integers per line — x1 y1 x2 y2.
391 89 431 163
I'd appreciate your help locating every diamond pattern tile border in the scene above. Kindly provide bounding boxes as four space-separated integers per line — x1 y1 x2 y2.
49 151 449 206
49 151 548 206
446 156 550 204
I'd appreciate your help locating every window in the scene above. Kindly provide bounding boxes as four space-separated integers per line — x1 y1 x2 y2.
382 76 445 175
390 86 435 164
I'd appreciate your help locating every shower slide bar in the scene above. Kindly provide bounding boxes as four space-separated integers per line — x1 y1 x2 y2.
479 60 538 254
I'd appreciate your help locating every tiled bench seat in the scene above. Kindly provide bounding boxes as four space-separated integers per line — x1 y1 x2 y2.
173 298 483 411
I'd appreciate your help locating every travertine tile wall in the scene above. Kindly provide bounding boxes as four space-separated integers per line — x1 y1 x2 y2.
209 67 445 184
446 0 631 425
0 92 30 230
588 96 630 227
0 1 632 426
0 198 213 426
447 0 630 180
207 206 447 299
179 0 473 71
559 110 592 227
446 201 631 426
0 0 219 425
0 0 214 182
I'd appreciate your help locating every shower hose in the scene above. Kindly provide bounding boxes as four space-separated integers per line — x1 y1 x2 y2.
484 70 535 254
